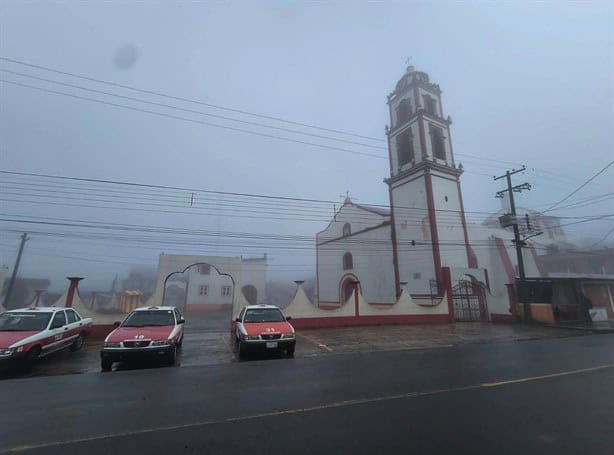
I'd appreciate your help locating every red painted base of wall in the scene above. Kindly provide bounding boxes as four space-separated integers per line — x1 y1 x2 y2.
289 314 451 329
490 313 515 323
88 324 116 338
186 304 232 312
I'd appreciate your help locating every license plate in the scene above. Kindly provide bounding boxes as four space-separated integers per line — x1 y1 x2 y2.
265 341 278 349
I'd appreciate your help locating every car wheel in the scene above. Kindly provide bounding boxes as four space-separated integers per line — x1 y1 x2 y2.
176 335 183 348
167 346 177 366
238 341 248 359
69 333 85 352
26 346 41 363
286 346 295 357
101 359 113 372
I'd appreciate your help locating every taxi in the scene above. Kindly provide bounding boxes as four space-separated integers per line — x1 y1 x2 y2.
0 307 92 364
100 306 184 371
234 304 295 358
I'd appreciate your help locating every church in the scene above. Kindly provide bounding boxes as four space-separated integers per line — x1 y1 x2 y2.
313 66 542 322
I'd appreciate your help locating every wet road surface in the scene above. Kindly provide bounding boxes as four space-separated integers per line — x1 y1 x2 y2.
1 334 612 454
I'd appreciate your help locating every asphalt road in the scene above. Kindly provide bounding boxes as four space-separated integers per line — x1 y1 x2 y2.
1 334 613 454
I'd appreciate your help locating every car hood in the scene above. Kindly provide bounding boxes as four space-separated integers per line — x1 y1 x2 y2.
107 326 174 342
242 322 293 335
0 331 39 348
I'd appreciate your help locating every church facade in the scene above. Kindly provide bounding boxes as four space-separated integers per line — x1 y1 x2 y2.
314 66 541 321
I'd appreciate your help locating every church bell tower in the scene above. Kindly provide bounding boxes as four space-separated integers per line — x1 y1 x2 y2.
385 66 476 295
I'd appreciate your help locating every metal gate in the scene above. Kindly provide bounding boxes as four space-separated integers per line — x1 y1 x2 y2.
452 280 486 322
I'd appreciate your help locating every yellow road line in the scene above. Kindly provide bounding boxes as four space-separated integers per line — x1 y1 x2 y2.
296 332 333 352
480 364 614 388
2 363 613 454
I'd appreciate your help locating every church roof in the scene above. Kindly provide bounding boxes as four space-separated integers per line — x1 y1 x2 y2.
352 203 390 217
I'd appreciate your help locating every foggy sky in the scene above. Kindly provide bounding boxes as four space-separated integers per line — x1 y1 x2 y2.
1 1 613 291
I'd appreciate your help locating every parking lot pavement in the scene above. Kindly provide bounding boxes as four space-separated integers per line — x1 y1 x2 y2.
0 310 585 380
294 322 585 356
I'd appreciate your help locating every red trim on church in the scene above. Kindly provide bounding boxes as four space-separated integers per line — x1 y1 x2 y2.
424 171 442 285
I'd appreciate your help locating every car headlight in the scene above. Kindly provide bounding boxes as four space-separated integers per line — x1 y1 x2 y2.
245 335 260 341
104 342 121 348
0 348 15 356
282 333 295 339
151 340 172 346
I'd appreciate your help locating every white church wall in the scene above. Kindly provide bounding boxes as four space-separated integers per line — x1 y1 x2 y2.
391 177 436 293
317 225 395 305
431 175 470 269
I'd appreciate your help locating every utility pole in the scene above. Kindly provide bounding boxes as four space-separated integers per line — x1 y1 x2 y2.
3 233 29 309
494 167 531 279
494 168 531 319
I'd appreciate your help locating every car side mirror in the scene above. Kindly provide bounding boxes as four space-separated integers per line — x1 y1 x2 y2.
113 321 121 327
177 319 185 324
286 316 292 321
235 317 241 322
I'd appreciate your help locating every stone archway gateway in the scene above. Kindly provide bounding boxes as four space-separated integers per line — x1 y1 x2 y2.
154 254 246 317
242 285 258 305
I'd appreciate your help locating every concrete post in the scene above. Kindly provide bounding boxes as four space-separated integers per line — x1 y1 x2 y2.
65 277 84 308
353 280 360 317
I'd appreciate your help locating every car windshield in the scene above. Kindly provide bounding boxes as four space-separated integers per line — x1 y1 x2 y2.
122 310 175 327
244 308 285 323
0 312 52 331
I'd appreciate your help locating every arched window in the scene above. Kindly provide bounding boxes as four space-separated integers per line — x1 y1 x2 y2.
342 223 351 237
396 99 410 126
343 252 353 270
396 130 415 167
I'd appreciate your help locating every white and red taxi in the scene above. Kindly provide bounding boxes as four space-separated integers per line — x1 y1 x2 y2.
234 304 295 357
100 306 184 371
0 307 92 364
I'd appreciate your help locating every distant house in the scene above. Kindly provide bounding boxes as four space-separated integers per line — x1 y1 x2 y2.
1 277 51 309
536 248 614 277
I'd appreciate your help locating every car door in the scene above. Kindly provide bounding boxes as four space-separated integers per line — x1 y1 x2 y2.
235 308 246 339
44 310 69 355
64 309 82 342
174 309 185 341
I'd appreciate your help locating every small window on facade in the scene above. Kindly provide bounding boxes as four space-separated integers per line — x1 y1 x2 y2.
397 130 415 167
221 286 232 297
342 223 351 237
343 252 353 270
396 99 410 126
429 125 446 160
198 264 211 275
413 272 421 279
199 285 209 296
